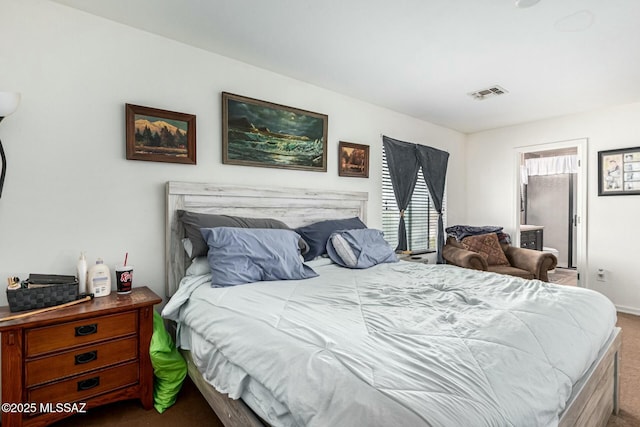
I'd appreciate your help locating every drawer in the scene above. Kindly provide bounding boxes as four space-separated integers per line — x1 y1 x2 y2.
26 336 138 387
26 311 138 357
28 361 139 405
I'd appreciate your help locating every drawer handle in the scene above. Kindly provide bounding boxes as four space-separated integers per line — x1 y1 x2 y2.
74 350 98 365
75 323 98 336
77 376 100 391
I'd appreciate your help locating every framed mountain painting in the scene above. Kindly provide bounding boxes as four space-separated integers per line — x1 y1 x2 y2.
125 104 196 164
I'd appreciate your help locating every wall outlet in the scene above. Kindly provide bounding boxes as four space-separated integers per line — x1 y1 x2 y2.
596 268 606 282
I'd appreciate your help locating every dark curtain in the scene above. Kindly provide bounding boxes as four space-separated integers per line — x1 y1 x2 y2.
382 136 420 251
415 145 449 264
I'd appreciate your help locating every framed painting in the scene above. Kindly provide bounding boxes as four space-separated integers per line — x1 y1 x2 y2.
598 146 640 196
222 92 328 172
338 141 369 178
125 104 196 164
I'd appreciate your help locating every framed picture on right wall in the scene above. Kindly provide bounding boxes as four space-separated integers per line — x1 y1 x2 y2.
338 141 369 178
598 146 640 196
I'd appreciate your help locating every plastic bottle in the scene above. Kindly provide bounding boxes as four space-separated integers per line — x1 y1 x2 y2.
87 258 111 297
77 252 88 294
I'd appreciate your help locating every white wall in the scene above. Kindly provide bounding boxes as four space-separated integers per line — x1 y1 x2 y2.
467 102 640 314
0 0 466 306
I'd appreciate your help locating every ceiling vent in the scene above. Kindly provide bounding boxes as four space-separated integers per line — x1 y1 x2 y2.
468 85 509 100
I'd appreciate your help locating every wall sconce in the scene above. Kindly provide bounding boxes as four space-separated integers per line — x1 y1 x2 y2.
0 91 21 198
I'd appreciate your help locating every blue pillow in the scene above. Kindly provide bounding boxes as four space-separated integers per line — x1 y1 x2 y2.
201 227 318 287
326 229 397 269
295 217 367 261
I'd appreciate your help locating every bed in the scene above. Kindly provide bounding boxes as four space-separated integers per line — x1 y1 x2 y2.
163 181 621 427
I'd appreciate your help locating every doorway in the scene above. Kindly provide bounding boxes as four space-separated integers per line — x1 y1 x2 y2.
514 139 587 287
523 148 577 269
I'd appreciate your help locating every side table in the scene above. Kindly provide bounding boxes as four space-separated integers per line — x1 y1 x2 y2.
399 253 433 264
0 286 162 427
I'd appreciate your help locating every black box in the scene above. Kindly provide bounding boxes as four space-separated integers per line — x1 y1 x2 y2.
7 276 79 312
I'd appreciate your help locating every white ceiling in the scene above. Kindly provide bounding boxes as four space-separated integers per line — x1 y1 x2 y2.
51 0 640 133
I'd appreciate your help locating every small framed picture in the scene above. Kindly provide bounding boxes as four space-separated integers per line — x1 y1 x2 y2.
598 146 640 196
338 141 369 178
125 104 196 164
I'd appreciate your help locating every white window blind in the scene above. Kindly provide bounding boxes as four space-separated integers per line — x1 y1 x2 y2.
382 147 444 251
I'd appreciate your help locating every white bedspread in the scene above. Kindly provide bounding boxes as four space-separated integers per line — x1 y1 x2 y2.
162 262 616 427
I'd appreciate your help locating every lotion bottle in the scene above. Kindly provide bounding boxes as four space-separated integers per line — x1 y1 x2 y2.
87 258 111 297
77 252 88 294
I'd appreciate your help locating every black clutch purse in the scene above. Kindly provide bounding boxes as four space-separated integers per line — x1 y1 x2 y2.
24 274 78 286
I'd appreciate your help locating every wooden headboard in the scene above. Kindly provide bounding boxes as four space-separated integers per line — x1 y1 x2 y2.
165 181 369 297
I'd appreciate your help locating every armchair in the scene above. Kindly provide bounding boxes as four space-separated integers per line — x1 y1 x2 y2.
443 235 557 282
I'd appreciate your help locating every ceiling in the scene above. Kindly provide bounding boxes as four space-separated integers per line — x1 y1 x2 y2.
51 0 640 133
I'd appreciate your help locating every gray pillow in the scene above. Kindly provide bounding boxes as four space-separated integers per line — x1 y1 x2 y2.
178 210 309 259
201 227 318 287
295 217 367 261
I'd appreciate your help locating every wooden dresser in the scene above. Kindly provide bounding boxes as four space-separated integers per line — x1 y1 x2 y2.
0 286 161 427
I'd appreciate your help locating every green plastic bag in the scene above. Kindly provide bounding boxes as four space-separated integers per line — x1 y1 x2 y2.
150 311 187 413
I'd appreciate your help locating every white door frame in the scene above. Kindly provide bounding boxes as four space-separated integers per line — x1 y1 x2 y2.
513 138 588 287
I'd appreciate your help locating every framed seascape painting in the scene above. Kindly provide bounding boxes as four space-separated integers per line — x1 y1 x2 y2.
222 92 328 172
125 104 196 164
598 146 640 196
338 141 369 178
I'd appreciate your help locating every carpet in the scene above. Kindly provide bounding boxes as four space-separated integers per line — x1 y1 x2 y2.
548 267 578 286
606 313 640 427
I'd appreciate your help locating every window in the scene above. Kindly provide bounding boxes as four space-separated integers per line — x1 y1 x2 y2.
382 147 445 251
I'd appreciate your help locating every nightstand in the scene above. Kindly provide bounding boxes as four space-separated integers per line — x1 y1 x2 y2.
399 253 432 264
0 286 161 427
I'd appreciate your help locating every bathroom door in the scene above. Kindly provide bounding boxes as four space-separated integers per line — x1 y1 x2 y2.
515 138 586 286
526 174 573 268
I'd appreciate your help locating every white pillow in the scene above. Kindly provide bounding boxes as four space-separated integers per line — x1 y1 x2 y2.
331 234 358 268
185 257 210 276
181 238 194 259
